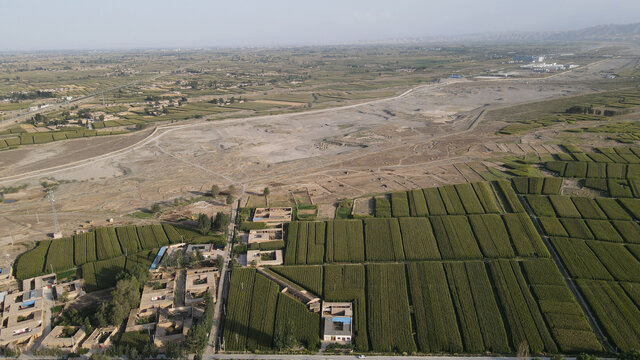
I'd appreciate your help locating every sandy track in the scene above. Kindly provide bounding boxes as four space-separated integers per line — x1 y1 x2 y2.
0 80 447 184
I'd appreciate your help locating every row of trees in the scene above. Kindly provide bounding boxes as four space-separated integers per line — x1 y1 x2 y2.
211 184 236 204
208 96 245 105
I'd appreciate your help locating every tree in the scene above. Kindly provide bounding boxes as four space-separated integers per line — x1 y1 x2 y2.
227 185 236 195
108 276 141 325
164 341 185 359
263 187 270 196
213 212 230 232
94 275 142 327
83 316 93 336
620 350 640 360
274 319 297 350
89 354 109 360
210 184 220 197
226 194 234 205
78 108 92 119
213 238 226 250
59 290 69 303
198 213 212 235
233 243 247 255
151 203 161 213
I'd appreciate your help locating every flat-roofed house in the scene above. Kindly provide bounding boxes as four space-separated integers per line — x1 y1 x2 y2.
252 207 292 224
184 267 218 306
246 249 283 266
247 228 283 244
321 302 353 343
81 326 118 351
0 289 45 346
38 325 87 353
54 280 84 302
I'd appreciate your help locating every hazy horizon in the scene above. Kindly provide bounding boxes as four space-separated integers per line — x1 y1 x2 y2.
2 0 640 51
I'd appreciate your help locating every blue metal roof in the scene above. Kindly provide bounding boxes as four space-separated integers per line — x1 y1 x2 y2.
150 246 168 270
332 317 351 324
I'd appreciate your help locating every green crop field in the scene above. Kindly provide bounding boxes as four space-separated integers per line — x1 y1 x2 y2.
270 265 323 296
468 214 515 258
366 264 416 353
577 280 640 351
374 197 391 218
363 218 404 261
14 223 190 283
14 240 51 279
397 217 441 260
15 148 640 356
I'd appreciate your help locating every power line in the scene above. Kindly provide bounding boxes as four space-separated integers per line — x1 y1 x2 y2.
48 190 60 236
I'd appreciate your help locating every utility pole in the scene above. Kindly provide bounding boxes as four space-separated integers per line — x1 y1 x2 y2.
48 190 62 238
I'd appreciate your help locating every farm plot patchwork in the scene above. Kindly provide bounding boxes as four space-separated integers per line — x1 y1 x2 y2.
287 213 549 264
270 265 323 296
323 264 369 351
14 223 189 281
223 267 321 351
512 177 563 195
388 181 508 218
577 280 640 352
526 195 640 244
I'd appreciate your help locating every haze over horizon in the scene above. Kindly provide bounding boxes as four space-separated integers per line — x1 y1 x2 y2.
2 0 640 51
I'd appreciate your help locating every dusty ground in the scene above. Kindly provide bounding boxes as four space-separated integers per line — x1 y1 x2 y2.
0 56 637 266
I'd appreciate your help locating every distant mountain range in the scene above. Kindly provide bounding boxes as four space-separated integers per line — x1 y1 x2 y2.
544 22 640 41
365 23 640 44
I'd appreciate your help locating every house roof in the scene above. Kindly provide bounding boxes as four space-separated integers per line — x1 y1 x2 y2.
323 316 352 337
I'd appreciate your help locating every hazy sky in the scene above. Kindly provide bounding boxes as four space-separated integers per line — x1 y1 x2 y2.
2 0 639 51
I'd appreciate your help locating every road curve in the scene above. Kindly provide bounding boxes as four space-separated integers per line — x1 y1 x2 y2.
0 57 610 185
0 79 452 184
